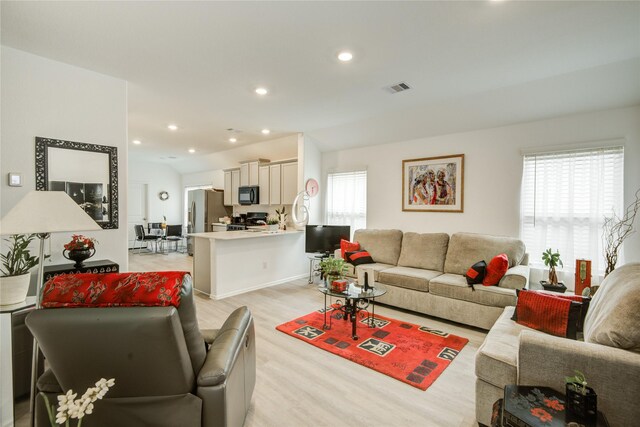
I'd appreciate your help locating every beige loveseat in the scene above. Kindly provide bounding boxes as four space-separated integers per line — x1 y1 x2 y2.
475 262 640 426
341 229 530 330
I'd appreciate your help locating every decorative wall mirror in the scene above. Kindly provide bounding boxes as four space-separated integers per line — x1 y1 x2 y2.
35 137 119 229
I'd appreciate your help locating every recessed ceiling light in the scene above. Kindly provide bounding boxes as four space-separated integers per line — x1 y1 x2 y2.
255 87 268 96
338 51 353 62
168 124 178 131
188 148 195 153
132 140 142 145
261 129 270 135
229 137 237 143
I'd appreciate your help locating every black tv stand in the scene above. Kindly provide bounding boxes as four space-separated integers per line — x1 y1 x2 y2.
307 252 330 284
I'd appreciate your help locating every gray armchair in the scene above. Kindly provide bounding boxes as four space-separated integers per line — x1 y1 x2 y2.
26 274 255 427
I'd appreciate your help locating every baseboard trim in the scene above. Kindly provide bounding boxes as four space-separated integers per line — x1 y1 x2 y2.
211 273 308 300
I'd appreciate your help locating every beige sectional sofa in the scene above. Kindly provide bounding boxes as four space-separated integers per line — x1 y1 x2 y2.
342 229 530 330
475 263 640 427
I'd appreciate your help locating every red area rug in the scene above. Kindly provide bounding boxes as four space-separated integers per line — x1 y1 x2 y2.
276 309 469 390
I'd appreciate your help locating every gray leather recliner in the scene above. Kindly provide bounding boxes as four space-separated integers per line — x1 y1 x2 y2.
26 274 256 427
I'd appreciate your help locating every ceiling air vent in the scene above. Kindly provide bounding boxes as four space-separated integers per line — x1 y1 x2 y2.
386 82 411 94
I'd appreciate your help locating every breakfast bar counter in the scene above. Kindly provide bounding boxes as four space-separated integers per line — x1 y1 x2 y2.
190 229 307 299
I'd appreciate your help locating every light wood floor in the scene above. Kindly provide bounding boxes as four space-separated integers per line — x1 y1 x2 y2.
17 251 486 427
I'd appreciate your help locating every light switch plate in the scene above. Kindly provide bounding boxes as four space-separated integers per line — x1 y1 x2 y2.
8 173 22 187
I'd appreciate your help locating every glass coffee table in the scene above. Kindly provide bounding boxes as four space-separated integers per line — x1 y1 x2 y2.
317 282 387 340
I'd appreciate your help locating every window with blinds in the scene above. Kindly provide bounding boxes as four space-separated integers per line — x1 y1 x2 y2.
520 146 624 275
325 170 367 238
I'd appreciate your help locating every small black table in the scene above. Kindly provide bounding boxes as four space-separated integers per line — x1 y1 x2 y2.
43 259 119 284
493 385 609 427
318 283 387 340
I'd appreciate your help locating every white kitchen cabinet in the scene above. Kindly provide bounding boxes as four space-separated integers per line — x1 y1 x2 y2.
281 161 298 205
259 165 270 205
249 162 259 186
223 171 232 206
231 169 240 206
240 163 249 186
269 164 281 205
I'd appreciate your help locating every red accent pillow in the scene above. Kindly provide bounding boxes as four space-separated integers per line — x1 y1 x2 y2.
345 250 374 266
466 260 487 285
513 290 581 338
340 239 360 260
482 253 509 286
537 292 591 332
41 271 189 308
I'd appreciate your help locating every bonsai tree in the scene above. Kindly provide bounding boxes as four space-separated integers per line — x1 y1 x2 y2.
542 248 563 285
319 256 347 284
1 234 41 277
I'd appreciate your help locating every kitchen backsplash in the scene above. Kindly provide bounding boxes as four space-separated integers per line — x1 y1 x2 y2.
233 204 293 225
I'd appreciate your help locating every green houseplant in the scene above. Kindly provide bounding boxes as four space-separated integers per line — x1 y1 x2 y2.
565 370 597 420
266 216 280 232
0 234 42 305
319 256 347 287
542 248 563 285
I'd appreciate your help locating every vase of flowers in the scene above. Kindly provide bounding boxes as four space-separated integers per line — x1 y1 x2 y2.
43 377 115 426
63 235 97 268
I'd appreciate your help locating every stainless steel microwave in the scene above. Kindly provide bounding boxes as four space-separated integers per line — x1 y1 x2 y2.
238 186 259 205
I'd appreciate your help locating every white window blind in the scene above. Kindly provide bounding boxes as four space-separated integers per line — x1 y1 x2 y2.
325 171 367 237
520 146 624 275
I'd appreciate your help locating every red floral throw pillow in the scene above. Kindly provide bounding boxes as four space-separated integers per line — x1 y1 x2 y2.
512 290 581 339
340 239 360 260
41 271 189 308
482 253 509 286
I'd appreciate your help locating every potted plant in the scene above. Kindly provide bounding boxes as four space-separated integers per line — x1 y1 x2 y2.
266 216 280 232
0 234 41 305
275 206 287 230
565 370 597 421
541 248 565 292
319 256 348 291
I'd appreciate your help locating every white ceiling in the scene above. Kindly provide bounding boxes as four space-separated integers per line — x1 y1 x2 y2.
2 1 639 165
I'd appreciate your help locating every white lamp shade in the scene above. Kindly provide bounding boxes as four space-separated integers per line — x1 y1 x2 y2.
0 190 102 235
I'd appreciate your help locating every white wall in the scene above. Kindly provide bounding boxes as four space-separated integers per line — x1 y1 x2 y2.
322 106 640 276
0 46 129 276
129 160 182 224
299 134 323 225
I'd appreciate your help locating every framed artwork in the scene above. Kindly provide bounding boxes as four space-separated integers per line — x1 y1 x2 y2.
402 154 464 212
35 137 119 229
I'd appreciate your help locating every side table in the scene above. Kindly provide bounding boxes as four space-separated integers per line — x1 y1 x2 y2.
307 254 327 284
43 259 119 283
0 297 37 427
493 385 609 427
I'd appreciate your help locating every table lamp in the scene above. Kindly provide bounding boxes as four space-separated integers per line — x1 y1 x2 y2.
0 190 101 426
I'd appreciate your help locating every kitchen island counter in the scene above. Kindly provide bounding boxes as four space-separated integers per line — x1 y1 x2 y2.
191 229 307 299
189 229 302 241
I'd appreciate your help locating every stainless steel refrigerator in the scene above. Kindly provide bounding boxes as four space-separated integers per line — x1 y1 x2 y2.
187 189 232 255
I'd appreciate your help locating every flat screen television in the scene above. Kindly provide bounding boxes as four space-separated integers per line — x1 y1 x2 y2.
305 225 351 255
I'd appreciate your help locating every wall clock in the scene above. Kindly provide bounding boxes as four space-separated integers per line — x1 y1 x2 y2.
159 191 170 201
305 178 319 197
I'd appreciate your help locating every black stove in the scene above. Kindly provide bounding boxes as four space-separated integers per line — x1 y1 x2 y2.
227 212 268 231
227 224 247 231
